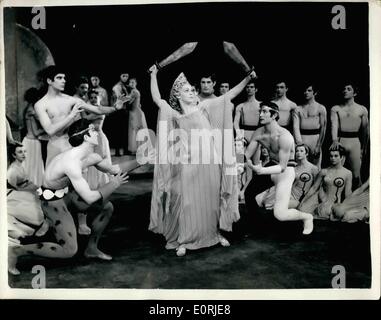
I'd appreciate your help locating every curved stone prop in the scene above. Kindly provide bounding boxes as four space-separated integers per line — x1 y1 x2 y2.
5 19 55 135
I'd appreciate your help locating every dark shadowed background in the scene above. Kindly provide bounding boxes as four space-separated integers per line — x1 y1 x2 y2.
4 2 370 172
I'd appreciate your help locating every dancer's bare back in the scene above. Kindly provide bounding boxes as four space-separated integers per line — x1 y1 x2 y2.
44 149 102 189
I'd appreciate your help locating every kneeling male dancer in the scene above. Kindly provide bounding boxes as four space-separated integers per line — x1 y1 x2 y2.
244 102 314 235
9 119 140 275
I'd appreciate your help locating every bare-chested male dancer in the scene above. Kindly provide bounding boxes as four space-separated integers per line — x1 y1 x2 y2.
8 119 143 275
245 102 314 235
34 66 126 167
271 81 297 130
293 84 327 168
234 80 261 202
234 80 261 144
330 83 369 188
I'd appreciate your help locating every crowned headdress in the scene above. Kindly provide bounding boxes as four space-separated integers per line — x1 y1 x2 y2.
169 72 189 113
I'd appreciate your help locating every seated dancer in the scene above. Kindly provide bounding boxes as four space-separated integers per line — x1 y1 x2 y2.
293 84 327 168
148 64 255 256
7 144 48 274
330 83 369 189
299 146 352 220
256 144 319 210
244 102 314 235
8 119 142 275
332 179 369 223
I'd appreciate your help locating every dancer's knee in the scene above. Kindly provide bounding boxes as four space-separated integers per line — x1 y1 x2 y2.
332 204 345 219
288 199 299 209
62 239 78 258
103 202 114 217
273 207 288 221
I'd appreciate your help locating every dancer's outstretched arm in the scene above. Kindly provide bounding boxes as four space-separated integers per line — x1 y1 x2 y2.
149 65 179 116
75 95 129 115
149 64 163 107
225 70 256 101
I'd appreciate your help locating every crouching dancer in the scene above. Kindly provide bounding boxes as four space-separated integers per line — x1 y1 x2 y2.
244 102 314 235
8 119 139 275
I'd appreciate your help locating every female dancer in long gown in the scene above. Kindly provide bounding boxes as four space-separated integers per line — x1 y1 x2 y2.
149 64 256 256
127 78 151 154
22 88 46 186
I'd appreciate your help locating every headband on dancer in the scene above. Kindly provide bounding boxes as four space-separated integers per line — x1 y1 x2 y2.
260 101 279 114
169 72 189 111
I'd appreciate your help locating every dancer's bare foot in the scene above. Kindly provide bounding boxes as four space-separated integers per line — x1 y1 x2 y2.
176 246 186 257
78 224 92 235
218 234 230 247
84 248 112 261
165 242 178 250
8 267 20 276
78 213 91 235
35 220 49 237
8 247 20 275
303 214 314 235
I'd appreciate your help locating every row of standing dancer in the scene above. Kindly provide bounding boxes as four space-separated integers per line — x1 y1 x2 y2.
72 73 149 157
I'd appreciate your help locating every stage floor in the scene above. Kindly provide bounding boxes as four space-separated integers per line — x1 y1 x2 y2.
9 157 371 289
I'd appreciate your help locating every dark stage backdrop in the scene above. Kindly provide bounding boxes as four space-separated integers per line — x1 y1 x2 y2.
7 2 370 172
